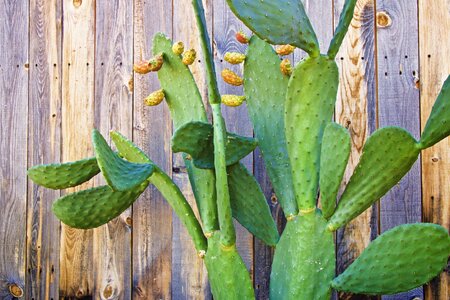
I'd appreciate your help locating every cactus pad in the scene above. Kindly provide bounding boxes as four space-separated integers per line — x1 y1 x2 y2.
171 121 257 169
328 127 420 230
270 211 335 299
332 223 450 295
52 182 148 229
228 163 279 246
418 75 450 149
205 233 254 300
319 123 351 219
93 129 154 191
327 0 357 59
110 131 152 164
27 157 99 190
285 56 339 210
243 36 297 216
226 0 319 56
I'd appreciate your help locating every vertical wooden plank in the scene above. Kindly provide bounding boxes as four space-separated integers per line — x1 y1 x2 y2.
333 1 378 299
27 0 62 299
213 0 254 280
171 0 211 298
93 0 133 299
419 1 450 299
376 1 422 299
60 0 96 297
133 0 173 298
0 0 29 298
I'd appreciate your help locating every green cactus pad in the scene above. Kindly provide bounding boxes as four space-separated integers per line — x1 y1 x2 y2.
110 131 152 164
153 33 219 233
152 33 207 129
328 127 420 230
327 0 357 59
418 75 450 149
52 182 148 229
228 163 279 246
205 233 254 300
320 123 351 219
270 211 335 299
243 35 297 217
332 223 450 295
285 56 339 210
226 0 319 56
171 121 257 169
27 157 99 190
92 129 154 191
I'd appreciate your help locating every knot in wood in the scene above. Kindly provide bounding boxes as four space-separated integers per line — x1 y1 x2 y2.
376 11 392 28
9 283 24 298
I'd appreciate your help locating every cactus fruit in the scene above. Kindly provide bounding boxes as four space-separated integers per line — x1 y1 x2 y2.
144 89 165 106
224 52 246 64
182 48 197 65
221 94 245 107
235 30 250 44
279 58 292 76
132 53 165 74
275 44 295 56
221 68 243 86
133 60 153 74
171 41 184 55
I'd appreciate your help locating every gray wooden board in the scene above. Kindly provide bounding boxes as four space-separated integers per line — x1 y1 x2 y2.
376 1 423 299
27 0 62 298
132 0 173 298
0 0 29 298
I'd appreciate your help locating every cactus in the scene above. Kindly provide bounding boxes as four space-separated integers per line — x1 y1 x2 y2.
28 0 450 299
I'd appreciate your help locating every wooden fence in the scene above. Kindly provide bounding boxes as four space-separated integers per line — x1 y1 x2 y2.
0 0 448 299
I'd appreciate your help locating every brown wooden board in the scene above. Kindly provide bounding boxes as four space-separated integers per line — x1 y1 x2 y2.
93 0 134 299
60 0 96 297
132 0 173 298
0 0 29 298
27 0 62 298
333 1 378 299
419 1 450 299
376 1 422 299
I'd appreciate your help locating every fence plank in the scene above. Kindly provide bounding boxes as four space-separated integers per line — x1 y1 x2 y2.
418 1 450 299
171 0 211 298
0 0 29 298
376 1 423 299
27 0 62 299
132 0 173 298
213 0 254 280
333 1 378 299
93 1 134 299
60 0 96 297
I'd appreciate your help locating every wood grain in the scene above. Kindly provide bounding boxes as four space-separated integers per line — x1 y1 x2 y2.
376 1 422 299
213 0 254 279
93 0 134 299
0 0 29 298
172 0 212 298
419 1 450 299
333 1 378 299
132 0 173 298
27 0 62 299
60 0 96 297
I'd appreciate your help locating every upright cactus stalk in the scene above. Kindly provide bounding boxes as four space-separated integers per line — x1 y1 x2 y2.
27 0 450 299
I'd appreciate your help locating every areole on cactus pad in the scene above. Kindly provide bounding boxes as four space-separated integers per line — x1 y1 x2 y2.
27 0 450 299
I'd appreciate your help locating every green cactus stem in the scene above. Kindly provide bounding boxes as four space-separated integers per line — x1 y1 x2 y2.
192 0 235 246
52 182 148 229
92 129 154 191
27 157 99 190
285 55 339 211
319 123 351 219
270 210 335 299
327 0 358 59
226 0 319 56
418 75 450 149
243 35 298 217
332 223 450 295
171 121 257 169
